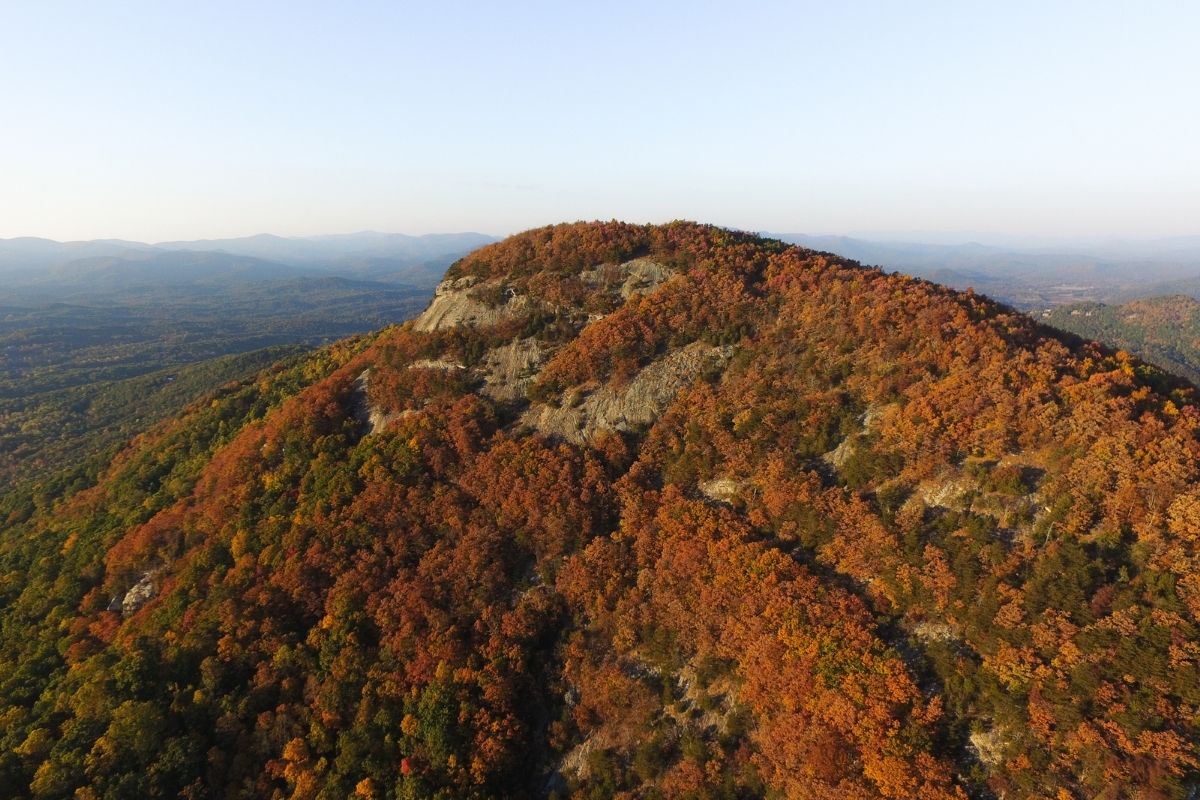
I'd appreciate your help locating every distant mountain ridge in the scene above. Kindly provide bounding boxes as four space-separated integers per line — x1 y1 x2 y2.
155 231 495 264
42 251 321 289
0 231 497 287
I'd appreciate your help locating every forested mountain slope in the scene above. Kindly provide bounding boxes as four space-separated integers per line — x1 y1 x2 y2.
1045 295 1200 385
2 222 1198 799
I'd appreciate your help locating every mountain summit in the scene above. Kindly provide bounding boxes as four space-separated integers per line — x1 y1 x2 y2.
2 222 1198 798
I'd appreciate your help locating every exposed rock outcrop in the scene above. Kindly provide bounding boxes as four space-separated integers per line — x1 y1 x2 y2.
121 571 159 617
913 621 959 644
824 435 860 469
521 342 733 444
479 337 548 402
412 276 531 332
823 403 890 469
580 257 675 299
350 369 400 434
968 727 1008 768
408 358 466 371
699 477 745 504
918 475 976 510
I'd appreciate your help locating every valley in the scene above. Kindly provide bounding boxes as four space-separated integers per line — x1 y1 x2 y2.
0 232 491 487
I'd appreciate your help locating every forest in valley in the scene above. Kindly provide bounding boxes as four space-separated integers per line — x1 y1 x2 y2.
1 222 1198 799
0 231 490 487
0 278 432 487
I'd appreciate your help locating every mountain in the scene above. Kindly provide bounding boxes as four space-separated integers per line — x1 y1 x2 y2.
2 222 1198 798
0 238 154 275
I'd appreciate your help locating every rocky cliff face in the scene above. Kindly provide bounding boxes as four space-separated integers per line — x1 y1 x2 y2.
374 254 700 443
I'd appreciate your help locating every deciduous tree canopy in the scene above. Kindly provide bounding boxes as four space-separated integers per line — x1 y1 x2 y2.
1 221 1198 798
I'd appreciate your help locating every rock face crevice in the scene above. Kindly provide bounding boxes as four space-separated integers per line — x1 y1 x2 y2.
520 342 734 444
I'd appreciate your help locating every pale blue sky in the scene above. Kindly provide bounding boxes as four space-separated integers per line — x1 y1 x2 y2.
1 1 1197 241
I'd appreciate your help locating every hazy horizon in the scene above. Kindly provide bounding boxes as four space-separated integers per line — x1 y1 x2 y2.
7 227 1200 253
3 2 1198 242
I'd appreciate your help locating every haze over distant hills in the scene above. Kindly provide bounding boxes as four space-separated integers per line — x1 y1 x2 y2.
0 231 496 289
157 231 498 265
0 231 494 484
12 229 1200 308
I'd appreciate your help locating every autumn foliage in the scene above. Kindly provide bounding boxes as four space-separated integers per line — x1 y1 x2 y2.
1 222 1198 798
